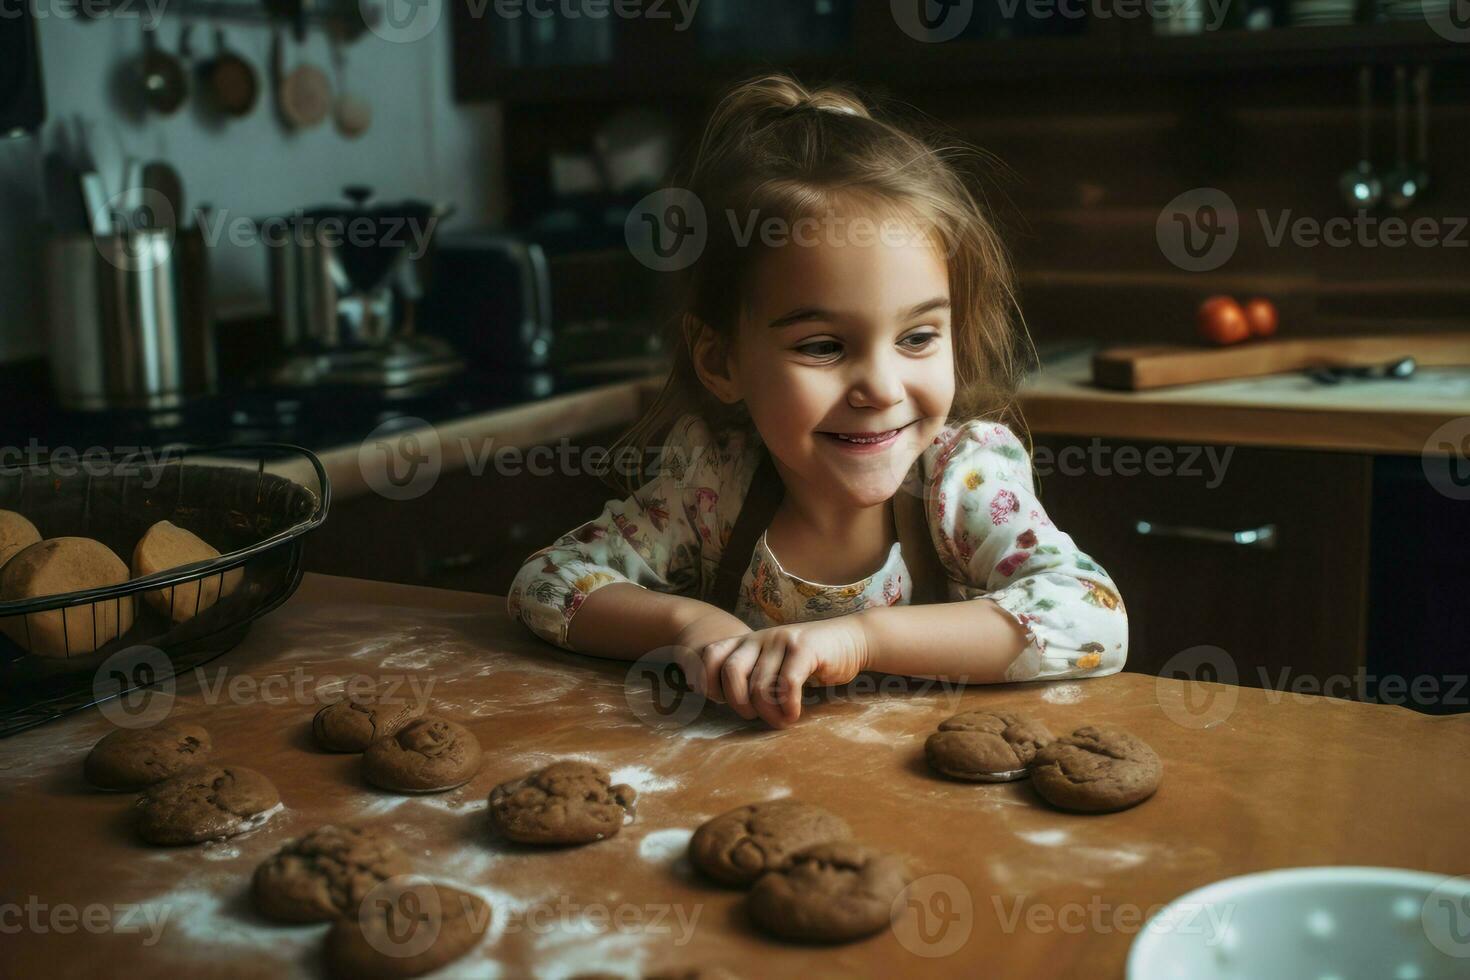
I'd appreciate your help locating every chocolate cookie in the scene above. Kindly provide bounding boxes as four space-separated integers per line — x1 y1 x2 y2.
253 824 415 923
136 765 280 845
314 690 427 753
689 800 852 887
324 880 490 980
747 841 911 943
925 710 1053 782
84 722 213 790
1029 725 1161 813
488 761 637 845
362 717 481 793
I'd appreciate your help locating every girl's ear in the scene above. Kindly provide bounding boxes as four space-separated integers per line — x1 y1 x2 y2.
688 316 742 405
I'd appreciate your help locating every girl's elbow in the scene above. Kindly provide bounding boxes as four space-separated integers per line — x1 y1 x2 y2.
1079 613 1129 677
506 578 574 652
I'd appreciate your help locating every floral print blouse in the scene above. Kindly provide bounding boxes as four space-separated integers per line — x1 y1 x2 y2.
507 413 1128 682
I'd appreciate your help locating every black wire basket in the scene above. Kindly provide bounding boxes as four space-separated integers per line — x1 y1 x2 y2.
0 443 329 738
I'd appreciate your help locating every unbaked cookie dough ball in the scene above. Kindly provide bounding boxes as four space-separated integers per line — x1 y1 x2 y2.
0 537 134 656
131 520 242 622
0 510 41 570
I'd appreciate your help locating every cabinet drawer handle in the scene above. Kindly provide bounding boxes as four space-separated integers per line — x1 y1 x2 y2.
429 550 482 573
1134 520 1278 550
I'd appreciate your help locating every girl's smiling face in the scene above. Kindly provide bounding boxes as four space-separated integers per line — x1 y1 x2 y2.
697 212 956 510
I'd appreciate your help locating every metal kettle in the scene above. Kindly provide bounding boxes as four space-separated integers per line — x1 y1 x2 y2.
266 186 453 352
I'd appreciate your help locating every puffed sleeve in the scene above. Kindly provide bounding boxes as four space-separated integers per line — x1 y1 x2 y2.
921 420 1128 682
505 413 739 650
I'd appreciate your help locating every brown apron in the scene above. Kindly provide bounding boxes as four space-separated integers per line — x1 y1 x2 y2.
708 444 951 616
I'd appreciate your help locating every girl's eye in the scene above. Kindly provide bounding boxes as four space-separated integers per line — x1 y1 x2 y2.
796 341 841 358
902 332 939 350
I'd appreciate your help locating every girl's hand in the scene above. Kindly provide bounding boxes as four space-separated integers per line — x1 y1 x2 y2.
671 606 751 654
690 618 871 729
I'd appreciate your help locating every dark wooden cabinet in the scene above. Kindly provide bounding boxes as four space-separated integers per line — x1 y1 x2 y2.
302 424 632 597
452 0 1463 105
453 0 1119 103
1031 435 1374 690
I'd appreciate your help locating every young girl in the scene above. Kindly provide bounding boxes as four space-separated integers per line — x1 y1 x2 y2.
507 73 1126 729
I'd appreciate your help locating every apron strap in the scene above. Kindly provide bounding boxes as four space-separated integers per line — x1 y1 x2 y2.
709 447 783 615
892 476 951 605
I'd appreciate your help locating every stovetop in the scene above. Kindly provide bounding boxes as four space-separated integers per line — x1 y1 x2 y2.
4 365 655 458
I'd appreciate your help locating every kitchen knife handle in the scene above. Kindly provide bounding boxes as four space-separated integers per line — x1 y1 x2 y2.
1134 520 1278 550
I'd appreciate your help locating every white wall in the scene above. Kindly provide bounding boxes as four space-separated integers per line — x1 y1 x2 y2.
0 8 504 363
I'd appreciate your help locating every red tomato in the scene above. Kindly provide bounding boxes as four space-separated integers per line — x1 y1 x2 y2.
1197 295 1250 346
1243 297 1279 338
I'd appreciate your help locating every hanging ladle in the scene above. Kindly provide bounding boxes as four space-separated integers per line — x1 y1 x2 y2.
1339 65 1382 211
1403 65 1432 206
1385 65 1417 210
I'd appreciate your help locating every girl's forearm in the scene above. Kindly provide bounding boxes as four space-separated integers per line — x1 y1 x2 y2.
855 598 1029 683
564 583 723 662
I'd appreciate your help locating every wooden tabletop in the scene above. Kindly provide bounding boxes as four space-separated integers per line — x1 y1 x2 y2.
2 573 1467 978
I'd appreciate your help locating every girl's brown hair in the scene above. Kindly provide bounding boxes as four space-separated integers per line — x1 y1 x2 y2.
604 72 1033 496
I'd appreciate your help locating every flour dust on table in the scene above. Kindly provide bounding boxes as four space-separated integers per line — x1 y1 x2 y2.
445 670 582 714
530 917 655 980
1042 682 1087 704
0 719 117 783
636 827 695 867
278 602 491 670
132 883 321 975
607 764 680 794
416 788 490 814
987 832 1219 893
200 840 245 861
430 839 503 879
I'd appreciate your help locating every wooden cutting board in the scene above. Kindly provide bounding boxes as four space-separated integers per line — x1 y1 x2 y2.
1092 333 1470 390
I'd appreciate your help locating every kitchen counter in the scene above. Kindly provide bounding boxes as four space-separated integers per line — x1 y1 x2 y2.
2 573 1467 978
13 337 1462 513
0 355 670 505
1021 349 1470 455
313 344 1470 500
316 368 666 501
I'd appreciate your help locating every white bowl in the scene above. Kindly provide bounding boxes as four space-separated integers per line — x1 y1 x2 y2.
1127 866 1470 980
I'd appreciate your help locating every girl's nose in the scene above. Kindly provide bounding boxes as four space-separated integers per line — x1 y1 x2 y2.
846 354 905 409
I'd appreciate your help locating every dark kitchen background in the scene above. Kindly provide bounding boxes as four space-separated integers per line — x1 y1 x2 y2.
1 0 1468 717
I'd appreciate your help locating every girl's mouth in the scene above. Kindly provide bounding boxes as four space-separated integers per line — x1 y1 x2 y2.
817 422 911 452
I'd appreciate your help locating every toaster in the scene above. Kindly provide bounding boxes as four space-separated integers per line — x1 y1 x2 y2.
419 231 555 371
420 221 667 373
